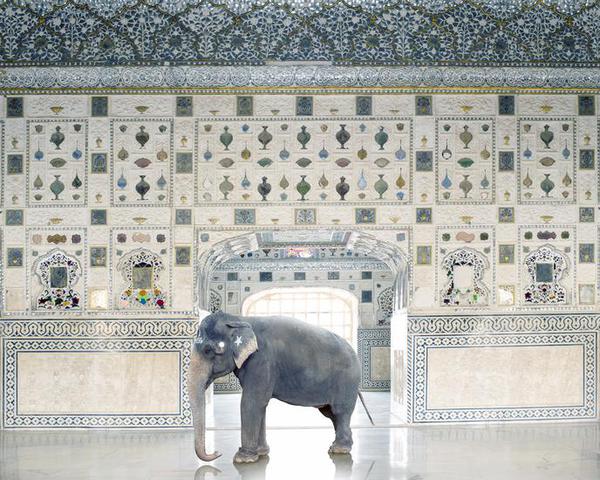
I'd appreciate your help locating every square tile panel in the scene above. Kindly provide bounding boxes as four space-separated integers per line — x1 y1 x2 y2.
91 96 108 117
579 243 595 263
416 245 432 265
236 96 253 116
498 95 515 115
7 247 24 267
7 97 23 117
175 246 191 266
90 247 107 267
416 208 432 224
5 209 24 226
579 207 594 223
578 95 595 116
90 153 108 174
7 154 23 175
296 96 313 116
415 96 432 115
176 96 193 117
356 96 373 116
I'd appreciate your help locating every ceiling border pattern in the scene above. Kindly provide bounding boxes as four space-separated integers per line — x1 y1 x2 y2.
2 66 600 94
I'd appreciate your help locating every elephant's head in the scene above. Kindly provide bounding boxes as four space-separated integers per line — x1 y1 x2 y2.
187 311 258 461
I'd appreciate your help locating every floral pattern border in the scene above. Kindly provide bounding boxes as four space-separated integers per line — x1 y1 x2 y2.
2 1 600 68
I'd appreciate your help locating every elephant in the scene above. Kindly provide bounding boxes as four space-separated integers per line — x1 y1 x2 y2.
187 311 370 464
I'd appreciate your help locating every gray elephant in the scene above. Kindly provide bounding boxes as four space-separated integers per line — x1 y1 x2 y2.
187 311 370 464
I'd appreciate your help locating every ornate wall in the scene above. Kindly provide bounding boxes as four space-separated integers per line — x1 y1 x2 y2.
1 90 598 315
1 0 600 428
0 85 598 426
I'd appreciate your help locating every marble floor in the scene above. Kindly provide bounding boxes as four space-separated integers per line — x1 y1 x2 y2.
1 393 599 480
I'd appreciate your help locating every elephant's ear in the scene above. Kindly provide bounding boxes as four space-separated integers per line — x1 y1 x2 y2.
226 321 258 369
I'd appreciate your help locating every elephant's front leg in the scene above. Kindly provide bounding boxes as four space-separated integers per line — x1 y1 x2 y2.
234 391 267 464
256 412 269 456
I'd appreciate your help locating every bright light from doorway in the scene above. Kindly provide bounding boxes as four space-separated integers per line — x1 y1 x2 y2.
242 287 358 348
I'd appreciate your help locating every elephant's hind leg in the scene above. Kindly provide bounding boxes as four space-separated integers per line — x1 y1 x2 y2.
328 405 353 455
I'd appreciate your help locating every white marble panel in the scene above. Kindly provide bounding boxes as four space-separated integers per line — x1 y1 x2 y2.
426 345 584 409
16 351 181 415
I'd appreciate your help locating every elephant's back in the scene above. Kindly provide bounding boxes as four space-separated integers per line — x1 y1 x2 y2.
249 314 356 355
246 315 361 397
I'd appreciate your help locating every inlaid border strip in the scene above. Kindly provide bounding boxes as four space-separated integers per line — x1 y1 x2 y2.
3 67 600 94
358 327 391 391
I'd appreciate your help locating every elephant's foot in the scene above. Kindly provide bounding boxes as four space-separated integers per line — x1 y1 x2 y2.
328 442 352 454
256 444 270 456
233 448 259 464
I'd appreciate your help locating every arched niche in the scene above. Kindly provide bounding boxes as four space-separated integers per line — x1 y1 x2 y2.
33 248 82 310
116 248 166 309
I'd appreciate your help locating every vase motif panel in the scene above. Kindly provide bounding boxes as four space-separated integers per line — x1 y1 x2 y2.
435 117 495 204
27 119 88 207
517 118 576 204
194 117 412 205
110 119 173 207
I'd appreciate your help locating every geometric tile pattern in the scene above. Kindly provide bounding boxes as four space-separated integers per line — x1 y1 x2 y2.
407 313 598 423
357 327 391 391
2 1 600 68
1 319 195 428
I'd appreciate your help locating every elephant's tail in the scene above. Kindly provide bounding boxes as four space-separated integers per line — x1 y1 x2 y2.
358 391 374 426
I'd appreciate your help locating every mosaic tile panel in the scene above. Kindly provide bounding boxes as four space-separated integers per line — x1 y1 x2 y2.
27 119 88 207
109 227 173 313
435 226 495 307
110 118 173 207
25 227 87 314
194 117 412 205
517 118 576 205
435 117 495 205
518 225 576 306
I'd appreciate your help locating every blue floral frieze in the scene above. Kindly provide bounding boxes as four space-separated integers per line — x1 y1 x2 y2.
1 0 599 67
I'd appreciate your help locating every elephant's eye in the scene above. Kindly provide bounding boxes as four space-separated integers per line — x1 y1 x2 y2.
218 341 225 349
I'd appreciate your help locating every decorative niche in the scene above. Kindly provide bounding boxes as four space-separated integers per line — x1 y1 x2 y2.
523 245 568 304
117 248 166 309
376 286 394 325
209 290 223 312
33 249 81 310
440 248 490 306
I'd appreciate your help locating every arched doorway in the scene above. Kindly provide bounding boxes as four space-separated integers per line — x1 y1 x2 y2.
195 229 410 419
196 230 409 313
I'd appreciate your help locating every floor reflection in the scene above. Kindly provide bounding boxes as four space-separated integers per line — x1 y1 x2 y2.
1 401 600 480
207 392 396 429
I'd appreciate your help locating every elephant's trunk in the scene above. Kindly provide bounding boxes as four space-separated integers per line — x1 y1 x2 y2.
188 349 221 462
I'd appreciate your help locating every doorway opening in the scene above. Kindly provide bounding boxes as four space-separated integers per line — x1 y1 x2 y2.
197 229 409 412
242 286 359 348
